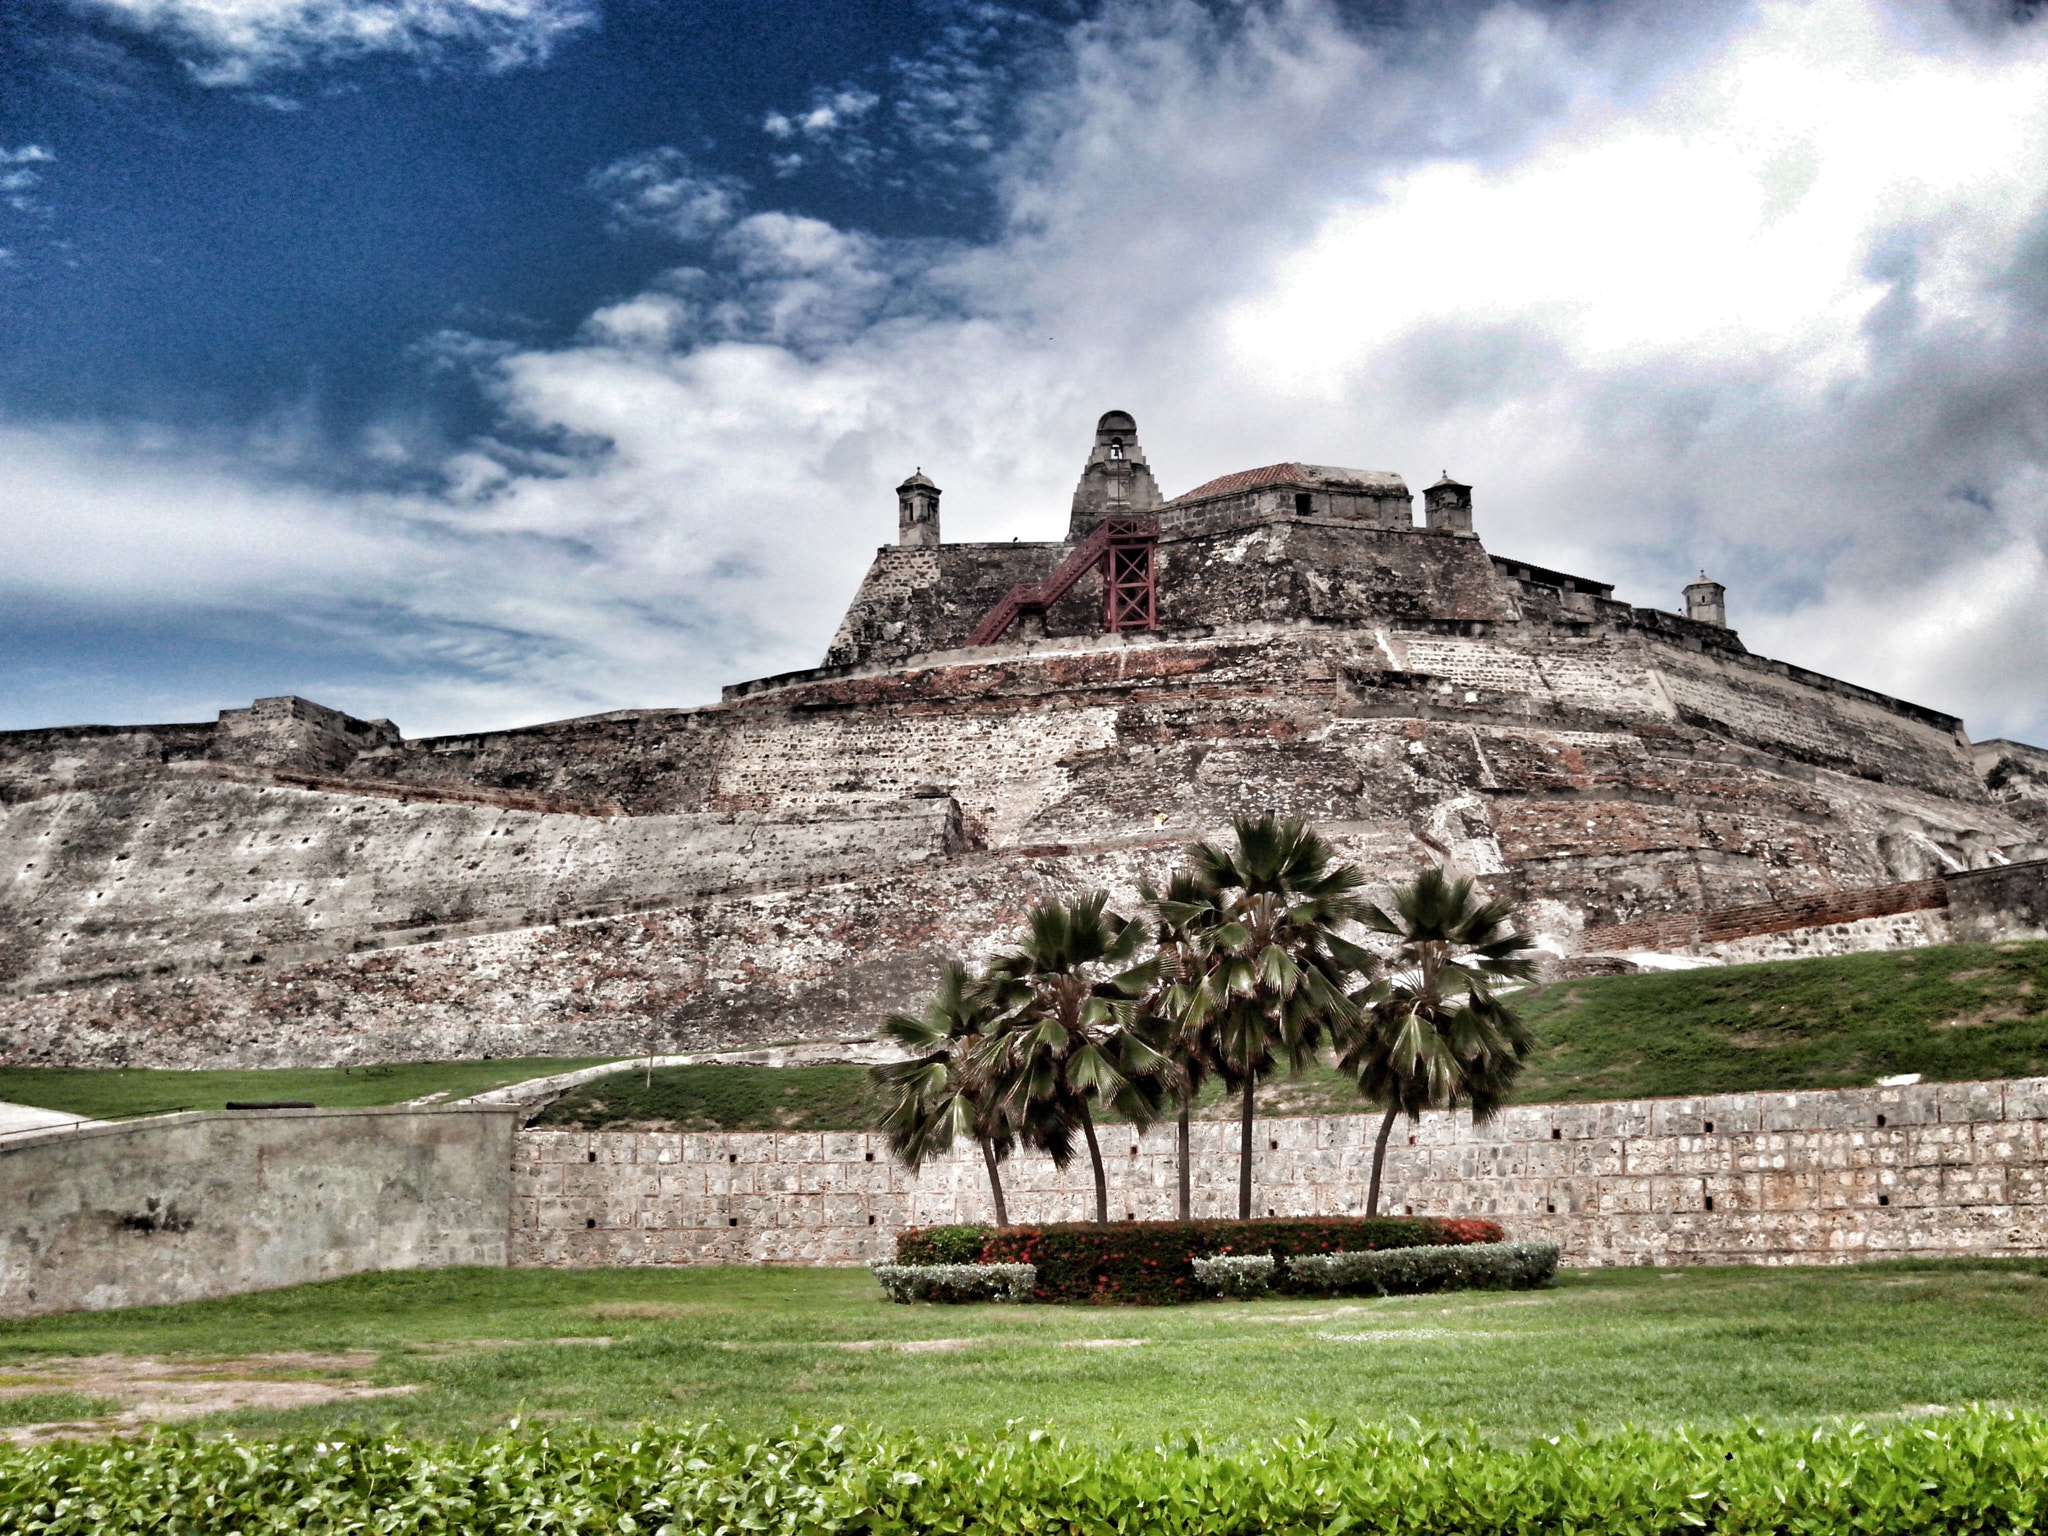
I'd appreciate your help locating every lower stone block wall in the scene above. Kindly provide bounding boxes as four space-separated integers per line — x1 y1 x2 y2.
512 1076 2048 1269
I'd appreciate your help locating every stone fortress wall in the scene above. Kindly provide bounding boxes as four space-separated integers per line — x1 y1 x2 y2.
4 412 2046 1069
515 1075 2048 1271
1 1105 515 1318
12 1074 2044 1318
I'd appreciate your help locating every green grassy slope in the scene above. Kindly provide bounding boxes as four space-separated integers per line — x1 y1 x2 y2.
535 939 2048 1131
1514 938 2048 1103
0 1057 623 1120
11 939 2048 1129
530 1063 886 1133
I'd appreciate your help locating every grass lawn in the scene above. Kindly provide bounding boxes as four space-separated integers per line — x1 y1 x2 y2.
0 1057 623 1120
6 1258 2048 1444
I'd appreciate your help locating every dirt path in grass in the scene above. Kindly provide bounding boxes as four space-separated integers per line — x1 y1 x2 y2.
0 1351 419 1443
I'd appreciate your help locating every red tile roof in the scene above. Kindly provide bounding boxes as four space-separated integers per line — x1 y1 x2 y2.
1170 462 1405 504
1170 463 1312 502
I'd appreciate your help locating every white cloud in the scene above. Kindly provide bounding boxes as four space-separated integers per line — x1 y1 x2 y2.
68 0 596 85
763 88 881 143
589 148 748 243
0 145 56 213
12 0 2048 748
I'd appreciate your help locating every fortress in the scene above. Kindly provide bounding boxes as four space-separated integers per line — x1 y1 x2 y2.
5 411 2048 1070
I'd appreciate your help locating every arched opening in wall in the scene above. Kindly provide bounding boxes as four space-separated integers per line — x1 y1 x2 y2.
1109 437 1125 460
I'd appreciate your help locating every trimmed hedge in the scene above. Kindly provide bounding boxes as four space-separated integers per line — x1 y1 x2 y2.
10 1413 2048 1535
977 1216 1504 1304
1287 1239 1559 1295
871 1262 1036 1303
894 1224 991 1265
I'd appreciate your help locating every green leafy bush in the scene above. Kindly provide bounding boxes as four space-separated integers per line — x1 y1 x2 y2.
1191 1254 1275 1297
871 1262 1036 1303
1288 1239 1559 1295
9 1412 2048 1535
894 1224 993 1264
980 1216 1502 1304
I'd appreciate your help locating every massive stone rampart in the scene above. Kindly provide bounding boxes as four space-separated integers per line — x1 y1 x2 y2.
4 418 2044 1068
514 1076 2048 1270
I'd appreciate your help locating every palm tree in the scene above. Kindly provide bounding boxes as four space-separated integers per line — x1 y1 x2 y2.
981 893 1162 1225
1339 866 1539 1217
873 963 1020 1225
1128 872 1226 1221
1178 816 1378 1220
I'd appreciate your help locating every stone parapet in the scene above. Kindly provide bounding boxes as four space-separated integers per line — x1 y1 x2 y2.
511 1077 2048 1270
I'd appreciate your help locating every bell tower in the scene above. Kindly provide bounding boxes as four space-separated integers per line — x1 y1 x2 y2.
1423 472 1473 535
1683 571 1727 628
897 470 941 547
1066 410 1163 540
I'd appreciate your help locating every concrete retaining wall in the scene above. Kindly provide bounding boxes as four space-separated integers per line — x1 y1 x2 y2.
513 1076 2048 1269
0 1106 516 1318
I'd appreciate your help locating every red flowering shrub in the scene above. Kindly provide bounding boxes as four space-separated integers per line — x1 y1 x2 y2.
974 1216 1503 1305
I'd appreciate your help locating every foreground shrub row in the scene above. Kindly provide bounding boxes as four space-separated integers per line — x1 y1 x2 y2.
9 1413 2048 1535
896 1216 1503 1304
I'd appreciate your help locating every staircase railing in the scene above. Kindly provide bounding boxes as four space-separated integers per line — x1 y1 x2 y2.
967 516 1158 647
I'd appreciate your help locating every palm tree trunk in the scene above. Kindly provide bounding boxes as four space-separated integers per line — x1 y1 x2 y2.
1238 1074 1256 1220
1077 1098 1109 1225
1366 1103 1400 1217
1176 1093 1192 1223
979 1135 1010 1227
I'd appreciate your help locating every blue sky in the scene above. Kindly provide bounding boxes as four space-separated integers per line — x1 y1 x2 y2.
4 0 2048 745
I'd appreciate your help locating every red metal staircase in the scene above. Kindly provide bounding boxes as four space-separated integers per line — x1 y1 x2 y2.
967 516 1159 647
